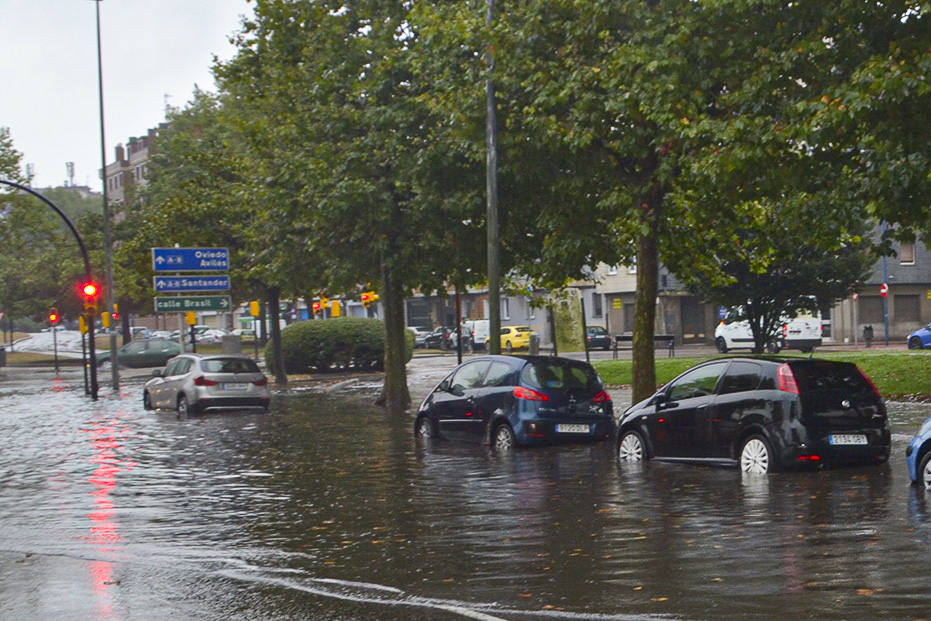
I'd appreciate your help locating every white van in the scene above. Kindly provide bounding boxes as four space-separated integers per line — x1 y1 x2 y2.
715 311 822 353
463 319 490 350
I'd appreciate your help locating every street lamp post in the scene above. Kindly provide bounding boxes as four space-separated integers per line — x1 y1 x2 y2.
95 0 119 390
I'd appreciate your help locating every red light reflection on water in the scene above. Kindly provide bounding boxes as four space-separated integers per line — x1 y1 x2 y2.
82 413 135 617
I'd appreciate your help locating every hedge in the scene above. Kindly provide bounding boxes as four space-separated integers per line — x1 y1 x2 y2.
266 317 413 374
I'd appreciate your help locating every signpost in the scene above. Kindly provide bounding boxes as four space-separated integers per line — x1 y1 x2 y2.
152 247 229 272
153 275 230 292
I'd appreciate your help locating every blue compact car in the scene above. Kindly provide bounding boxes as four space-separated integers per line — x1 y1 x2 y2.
908 323 931 350
415 355 615 449
906 416 931 488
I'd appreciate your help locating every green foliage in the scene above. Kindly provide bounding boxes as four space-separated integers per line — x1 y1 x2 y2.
266 317 413 375
552 295 585 354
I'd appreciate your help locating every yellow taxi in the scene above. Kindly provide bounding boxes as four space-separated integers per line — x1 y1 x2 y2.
488 326 536 352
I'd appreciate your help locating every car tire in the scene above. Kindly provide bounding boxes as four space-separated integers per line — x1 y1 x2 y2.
715 337 728 354
919 451 931 490
505 341 513 354
492 423 516 450
177 395 191 419
143 391 153 411
414 415 436 439
740 435 774 474
765 341 781 354
909 336 924 350
617 430 647 462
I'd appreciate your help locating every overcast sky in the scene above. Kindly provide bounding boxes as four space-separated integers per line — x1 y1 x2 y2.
1 0 253 192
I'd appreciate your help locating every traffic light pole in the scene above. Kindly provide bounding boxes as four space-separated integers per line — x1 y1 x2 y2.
0 180 99 400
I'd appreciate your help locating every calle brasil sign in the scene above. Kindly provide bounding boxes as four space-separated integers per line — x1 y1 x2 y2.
154 296 232 313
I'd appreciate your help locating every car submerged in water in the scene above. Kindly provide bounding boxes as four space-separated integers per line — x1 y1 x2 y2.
616 357 889 474
415 355 615 449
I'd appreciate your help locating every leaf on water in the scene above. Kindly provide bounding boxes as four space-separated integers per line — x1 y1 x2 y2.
651 597 668 602
857 589 874 596
518 593 532 598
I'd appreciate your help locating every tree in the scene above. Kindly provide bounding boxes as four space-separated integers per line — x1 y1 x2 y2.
218 0 490 411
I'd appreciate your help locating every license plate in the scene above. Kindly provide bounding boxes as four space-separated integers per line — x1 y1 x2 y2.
556 424 590 434
829 434 868 446
222 382 248 391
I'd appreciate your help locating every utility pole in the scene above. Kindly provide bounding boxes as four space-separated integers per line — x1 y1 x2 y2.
95 0 119 390
485 0 501 354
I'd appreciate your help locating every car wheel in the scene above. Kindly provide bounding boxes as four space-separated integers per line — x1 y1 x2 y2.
919 451 931 490
414 415 435 439
740 435 773 474
765 341 781 354
617 430 646 462
177 395 190 419
909 336 924 350
715 337 728 354
492 423 516 450
505 341 513 353
143 391 153 411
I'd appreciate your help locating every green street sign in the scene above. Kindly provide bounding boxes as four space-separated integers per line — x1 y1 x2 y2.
154 296 232 313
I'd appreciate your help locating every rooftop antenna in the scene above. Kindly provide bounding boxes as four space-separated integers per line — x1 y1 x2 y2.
66 162 75 187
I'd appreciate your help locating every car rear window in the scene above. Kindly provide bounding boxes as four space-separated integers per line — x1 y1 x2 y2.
201 358 261 374
516 327 533 333
520 360 600 394
788 361 873 395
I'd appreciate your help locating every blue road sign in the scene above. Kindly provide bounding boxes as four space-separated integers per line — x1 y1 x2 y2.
153 275 230 293
152 247 230 272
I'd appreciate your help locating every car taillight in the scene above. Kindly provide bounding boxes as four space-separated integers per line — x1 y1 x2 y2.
857 368 882 399
253 377 268 387
513 386 549 401
777 363 799 394
193 376 218 386
592 390 611 403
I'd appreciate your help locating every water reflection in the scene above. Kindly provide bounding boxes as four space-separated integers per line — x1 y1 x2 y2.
0 377 930 619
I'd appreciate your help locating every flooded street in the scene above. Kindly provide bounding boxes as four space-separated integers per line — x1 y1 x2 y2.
1 367 930 620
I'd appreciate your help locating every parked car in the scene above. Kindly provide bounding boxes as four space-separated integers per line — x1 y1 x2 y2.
907 416 931 488
231 328 257 342
616 357 890 474
407 327 429 348
463 319 490 350
586 326 612 350
488 326 535 353
143 353 270 417
423 326 472 352
97 338 184 368
715 310 822 353
907 323 931 350
415 355 615 449
198 328 229 344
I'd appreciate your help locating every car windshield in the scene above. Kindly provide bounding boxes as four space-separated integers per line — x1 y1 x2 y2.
520 360 600 396
201 358 261 374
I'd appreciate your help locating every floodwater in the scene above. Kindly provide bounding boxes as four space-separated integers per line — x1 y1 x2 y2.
1 370 931 620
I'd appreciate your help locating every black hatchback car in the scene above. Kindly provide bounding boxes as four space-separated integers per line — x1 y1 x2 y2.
616 357 890 473
415 355 615 449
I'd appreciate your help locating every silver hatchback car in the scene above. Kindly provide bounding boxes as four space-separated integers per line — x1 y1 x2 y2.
144 353 270 416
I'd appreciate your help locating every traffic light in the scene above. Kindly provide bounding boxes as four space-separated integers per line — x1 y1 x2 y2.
80 281 100 313
48 307 59 325
361 291 372 308
101 312 111 329
249 301 260 317
312 301 322 314
111 303 119 322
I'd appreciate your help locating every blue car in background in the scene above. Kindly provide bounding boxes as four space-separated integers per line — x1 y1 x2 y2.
906 416 931 488
907 323 931 349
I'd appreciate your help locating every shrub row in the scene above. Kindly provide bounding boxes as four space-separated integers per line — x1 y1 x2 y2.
266 317 413 374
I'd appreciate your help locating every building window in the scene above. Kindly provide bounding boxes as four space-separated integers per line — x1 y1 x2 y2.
900 243 916 265
859 296 883 324
592 292 603 318
628 256 637 274
895 295 920 323
501 297 510 321
607 265 618 275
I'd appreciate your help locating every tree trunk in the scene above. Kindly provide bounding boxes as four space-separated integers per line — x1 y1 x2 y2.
267 286 287 386
632 205 660 404
376 262 411 414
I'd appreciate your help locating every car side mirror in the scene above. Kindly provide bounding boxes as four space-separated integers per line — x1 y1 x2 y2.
151 369 163 377
449 384 466 397
437 379 450 393
653 392 669 409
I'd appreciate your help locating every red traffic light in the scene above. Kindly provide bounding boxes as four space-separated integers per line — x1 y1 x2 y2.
48 307 59 324
81 282 99 297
